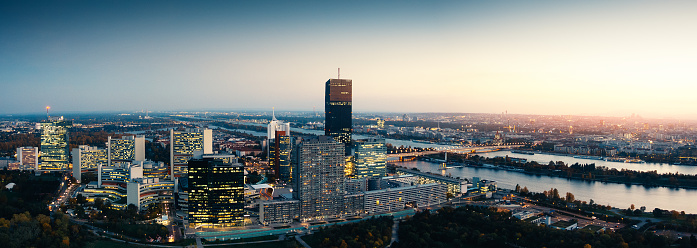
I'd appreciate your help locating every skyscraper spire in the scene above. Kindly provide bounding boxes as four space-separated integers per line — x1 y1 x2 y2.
272 107 277 121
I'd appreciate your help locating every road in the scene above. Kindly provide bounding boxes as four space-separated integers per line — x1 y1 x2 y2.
49 173 77 212
295 234 312 248
386 218 399 247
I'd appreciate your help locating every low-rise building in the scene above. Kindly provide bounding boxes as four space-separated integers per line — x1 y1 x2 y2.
259 200 299 225
395 168 469 195
551 220 578 230
363 183 447 214
127 177 175 210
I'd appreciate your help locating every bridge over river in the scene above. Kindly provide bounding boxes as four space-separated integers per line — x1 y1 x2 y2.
387 144 526 158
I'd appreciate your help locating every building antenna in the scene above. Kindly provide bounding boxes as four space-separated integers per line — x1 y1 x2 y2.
272 107 276 120
46 106 50 119
338 68 340 79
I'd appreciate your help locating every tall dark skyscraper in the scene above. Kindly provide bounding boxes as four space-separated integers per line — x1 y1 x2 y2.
325 78 352 145
270 133 293 183
188 157 244 228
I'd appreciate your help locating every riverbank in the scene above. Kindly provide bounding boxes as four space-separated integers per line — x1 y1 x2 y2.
392 157 697 190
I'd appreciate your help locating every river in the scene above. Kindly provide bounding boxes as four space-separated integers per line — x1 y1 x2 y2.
478 151 697 175
207 121 697 212
211 124 460 150
395 160 697 213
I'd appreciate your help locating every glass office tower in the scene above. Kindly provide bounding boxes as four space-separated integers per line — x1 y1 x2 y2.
40 118 72 171
325 78 352 145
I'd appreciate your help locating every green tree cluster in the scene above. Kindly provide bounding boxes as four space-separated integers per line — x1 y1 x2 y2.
393 206 673 248
0 211 94 248
305 216 393 248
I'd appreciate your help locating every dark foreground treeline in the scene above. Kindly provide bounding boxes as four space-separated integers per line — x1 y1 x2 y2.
304 216 393 248
392 206 694 248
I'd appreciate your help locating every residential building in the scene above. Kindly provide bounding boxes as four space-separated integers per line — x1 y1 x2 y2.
395 167 469 195
363 183 447 214
292 136 346 221
259 200 299 225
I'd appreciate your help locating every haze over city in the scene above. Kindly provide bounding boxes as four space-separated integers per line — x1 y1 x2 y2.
2 1 697 119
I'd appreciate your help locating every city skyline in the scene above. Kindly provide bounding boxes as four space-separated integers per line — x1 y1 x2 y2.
2 1 697 119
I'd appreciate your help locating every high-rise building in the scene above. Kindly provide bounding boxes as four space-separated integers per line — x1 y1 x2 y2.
108 135 145 167
292 136 345 221
267 110 292 182
271 134 293 183
188 157 244 228
325 78 352 145
267 109 290 141
352 138 387 178
16 147 39 170
39 117 72 171
170 128 212 177
72 145 108 183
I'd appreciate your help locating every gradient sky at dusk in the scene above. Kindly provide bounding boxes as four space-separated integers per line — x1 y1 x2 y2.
2 1 696 118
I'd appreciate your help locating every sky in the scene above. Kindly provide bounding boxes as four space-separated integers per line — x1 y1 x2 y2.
1 1 696 119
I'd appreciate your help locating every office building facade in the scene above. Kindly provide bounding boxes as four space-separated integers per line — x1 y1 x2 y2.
270 134 292 183
292 136 346 221
325 78 352 145
127 177 175 211
108 135 145 167
188 158 244 228
170 128 212 177
16 147 39 170
352 138 387 178
72 145 108 183
39 118 72 171
268 112 292 183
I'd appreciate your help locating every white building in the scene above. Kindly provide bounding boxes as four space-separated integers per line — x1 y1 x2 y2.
127 177 175 210
16 146 39 170
363 183 447 214
72 145 107 183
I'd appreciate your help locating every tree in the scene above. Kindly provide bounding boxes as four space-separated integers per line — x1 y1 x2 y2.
521 187 529 194
630 204 635 210
75 205 86 219
552 188 560 200
76 194 87 205
94 198 104 209
515 184 521 192
653 208 664 218
565 192 575 203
